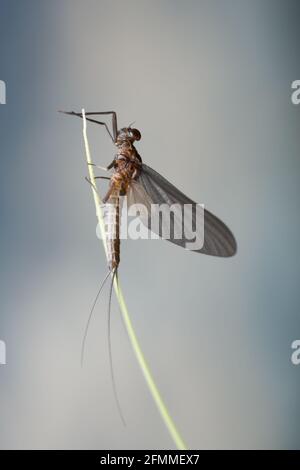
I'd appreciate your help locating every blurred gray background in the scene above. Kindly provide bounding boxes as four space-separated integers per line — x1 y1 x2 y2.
0 0 299 449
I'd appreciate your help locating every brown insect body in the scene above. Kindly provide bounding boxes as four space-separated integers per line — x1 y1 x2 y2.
103 129 142 271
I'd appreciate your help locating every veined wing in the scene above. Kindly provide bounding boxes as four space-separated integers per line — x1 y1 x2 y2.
127 163 237 257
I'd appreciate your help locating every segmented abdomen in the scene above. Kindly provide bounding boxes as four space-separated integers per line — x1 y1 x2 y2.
103 188 120 271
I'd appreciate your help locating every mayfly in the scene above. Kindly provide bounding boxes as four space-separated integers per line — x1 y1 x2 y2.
60 110 237 421
61 110 236 261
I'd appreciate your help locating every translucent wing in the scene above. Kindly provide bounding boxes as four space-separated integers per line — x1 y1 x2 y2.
126 163 237 257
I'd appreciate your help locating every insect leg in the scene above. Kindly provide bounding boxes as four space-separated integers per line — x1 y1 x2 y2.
85 175 114 204
102 186 114 204
59 110 115 143
87 162 115 172
84 111 118 142
85 176 101 195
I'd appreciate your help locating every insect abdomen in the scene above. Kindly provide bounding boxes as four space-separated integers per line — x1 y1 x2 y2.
103 189 120 271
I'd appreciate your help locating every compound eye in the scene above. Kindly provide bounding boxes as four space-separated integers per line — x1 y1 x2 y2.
131 128 141 141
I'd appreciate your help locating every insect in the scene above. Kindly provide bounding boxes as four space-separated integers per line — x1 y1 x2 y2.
60 110 237 422
61 110 236 265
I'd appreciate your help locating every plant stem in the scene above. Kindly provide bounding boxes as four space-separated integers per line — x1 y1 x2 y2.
81 109 187 450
